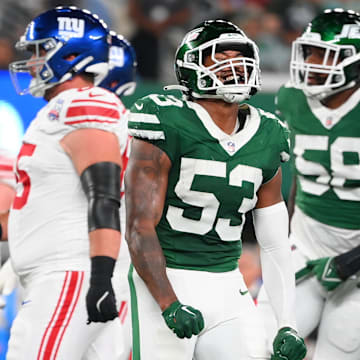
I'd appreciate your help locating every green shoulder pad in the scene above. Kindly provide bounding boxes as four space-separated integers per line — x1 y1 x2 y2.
276 84 305 126
128 94 185 141
257 107 290 163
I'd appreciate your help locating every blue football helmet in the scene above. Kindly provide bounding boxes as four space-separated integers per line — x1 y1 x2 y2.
97 33 137 97
9 6 110 98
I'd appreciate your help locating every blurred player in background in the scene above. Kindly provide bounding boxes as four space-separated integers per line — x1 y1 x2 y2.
125 19 306 360
94 32 137 360
6 7 128 359
257 8 360 360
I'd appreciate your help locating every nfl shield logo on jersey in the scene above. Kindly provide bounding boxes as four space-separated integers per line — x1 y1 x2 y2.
227 140 236 153
48 98 64 121
325 116 333 127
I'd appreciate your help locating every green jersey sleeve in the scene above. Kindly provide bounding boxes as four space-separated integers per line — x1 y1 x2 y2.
128 94 184 163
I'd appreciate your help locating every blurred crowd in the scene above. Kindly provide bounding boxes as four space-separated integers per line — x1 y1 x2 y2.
0 0 359 83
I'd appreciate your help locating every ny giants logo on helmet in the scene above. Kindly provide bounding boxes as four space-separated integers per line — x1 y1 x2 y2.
109 46 125 67
57 17 85 39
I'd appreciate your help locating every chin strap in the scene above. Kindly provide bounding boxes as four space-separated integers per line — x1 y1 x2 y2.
164 84 252 104
163 85 189 92
310 80 358 101
216 88 250 103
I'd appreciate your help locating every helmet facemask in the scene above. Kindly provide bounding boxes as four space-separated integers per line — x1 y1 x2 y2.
290 37 359 99
9 38 60 98
191 38 260 103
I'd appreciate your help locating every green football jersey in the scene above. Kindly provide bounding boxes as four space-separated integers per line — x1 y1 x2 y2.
129 94 289 272
276 84 360 229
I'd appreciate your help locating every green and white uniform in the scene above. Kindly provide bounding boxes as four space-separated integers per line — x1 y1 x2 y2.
277 84 360 258
258 84 360 360
127 94 289 360
129 94 289 271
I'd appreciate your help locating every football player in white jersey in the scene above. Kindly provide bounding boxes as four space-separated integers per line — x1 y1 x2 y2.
5 7 129 359
125 19 306 360
93 32 137 360
257 9 360 360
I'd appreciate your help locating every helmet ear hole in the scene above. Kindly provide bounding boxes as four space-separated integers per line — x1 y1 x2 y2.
63 54 78 61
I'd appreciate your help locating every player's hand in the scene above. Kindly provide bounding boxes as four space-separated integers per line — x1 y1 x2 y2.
272 327 307 360
306 257 342 291
295 264 314 285
0 259 18 309
162 300 204 339
86 276 118 323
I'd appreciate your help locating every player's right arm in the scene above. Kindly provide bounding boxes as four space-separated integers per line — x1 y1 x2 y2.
125 95 205 339
125 138 176 310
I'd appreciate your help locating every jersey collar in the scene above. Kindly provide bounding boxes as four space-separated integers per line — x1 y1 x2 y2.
186 101 261 156
306 87 360 130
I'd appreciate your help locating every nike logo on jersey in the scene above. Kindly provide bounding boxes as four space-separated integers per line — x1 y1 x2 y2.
239 289 249 296
135 103 144 110
181 306 196 317
22 300 32 306
89 92 103 98
96 291 109 312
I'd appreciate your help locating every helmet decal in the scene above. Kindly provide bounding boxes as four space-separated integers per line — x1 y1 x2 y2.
57 17 85 39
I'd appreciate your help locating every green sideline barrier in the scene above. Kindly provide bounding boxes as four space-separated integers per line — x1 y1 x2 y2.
122 81 293 202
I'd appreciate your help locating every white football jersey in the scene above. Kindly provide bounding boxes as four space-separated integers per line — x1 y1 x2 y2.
8 86 128 281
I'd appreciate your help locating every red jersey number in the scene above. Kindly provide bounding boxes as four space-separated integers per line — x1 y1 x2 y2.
13 143 36 210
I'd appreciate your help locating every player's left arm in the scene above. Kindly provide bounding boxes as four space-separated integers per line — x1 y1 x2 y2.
297 245 360 292
61 128 122 323
253 169 306 360
0 210 9 241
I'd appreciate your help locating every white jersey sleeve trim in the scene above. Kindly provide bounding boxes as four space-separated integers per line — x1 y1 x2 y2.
128 113 160 124
128 129 165 140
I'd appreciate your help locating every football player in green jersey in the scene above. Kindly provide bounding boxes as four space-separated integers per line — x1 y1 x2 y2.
257 8 360 360
125 20 306 360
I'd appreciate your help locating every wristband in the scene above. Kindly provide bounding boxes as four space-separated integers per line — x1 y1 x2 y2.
90 256 116 284
334 246 360 280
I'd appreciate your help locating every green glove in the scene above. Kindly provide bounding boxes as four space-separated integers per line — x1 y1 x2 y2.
306 257 342 291
272 327 307 360
162 300 204 339
295 264 314 285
